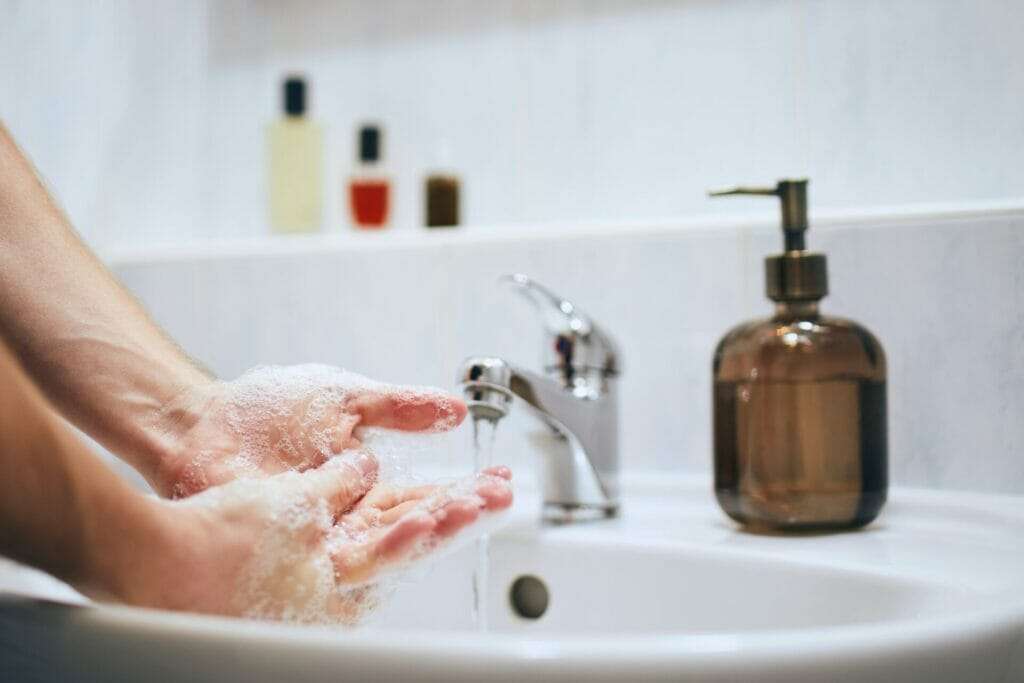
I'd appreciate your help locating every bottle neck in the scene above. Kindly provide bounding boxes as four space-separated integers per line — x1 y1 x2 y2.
773 300 820 320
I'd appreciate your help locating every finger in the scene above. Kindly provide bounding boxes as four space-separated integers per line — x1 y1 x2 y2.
475 477 513 511
335 506 380 538
328 428 345 455
348 386 468 433
431 499 481 537
333 513 436 584
379 498 425 524
356 483 438 511
319 409 359 456
299 451 378 517
377 476 510 524
329 432 361 456
367 471 511 521
482 465 512 481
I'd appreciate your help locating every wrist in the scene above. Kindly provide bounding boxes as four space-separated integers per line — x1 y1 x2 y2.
75 489 176 605
146 378 222 497
81 494 241 616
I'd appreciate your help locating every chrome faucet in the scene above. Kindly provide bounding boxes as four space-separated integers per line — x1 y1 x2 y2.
458 274 621 523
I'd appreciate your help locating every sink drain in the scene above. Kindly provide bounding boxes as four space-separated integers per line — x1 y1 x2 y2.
509 575 549 620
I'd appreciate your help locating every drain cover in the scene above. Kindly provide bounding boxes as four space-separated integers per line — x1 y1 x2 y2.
509 575 549 620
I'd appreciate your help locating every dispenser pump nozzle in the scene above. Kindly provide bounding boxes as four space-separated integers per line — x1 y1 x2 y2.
708 179 809 250
708 178 827 302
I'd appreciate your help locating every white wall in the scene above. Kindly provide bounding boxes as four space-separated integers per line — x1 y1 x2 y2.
111 203 1024 494
0 1 209 246
2 0 1023 249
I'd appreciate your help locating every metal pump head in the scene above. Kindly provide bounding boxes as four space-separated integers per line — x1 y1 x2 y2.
708 178 827 302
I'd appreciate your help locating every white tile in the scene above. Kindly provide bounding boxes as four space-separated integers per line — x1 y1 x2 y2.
114 205 1024 494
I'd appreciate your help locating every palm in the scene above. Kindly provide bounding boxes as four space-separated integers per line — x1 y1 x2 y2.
160 453 512 624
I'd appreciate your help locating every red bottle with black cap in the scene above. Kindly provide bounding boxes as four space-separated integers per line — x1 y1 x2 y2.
348 124 390 229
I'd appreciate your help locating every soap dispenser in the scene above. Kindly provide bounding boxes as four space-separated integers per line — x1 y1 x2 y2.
710 179 887 532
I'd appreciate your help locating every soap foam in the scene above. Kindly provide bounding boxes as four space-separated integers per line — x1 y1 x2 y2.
175 365 508 625
174 364 461 488
214 468 509 625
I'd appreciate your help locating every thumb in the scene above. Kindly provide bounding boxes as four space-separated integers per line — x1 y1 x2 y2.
297 450 378 516
348 385 467 433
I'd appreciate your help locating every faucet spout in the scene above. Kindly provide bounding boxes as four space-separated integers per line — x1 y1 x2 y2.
459 356 619 523
459 357 513 422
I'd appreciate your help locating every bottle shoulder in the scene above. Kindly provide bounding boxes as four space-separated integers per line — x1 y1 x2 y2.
714 312 885 382
716 314 883 347
268 118 324 140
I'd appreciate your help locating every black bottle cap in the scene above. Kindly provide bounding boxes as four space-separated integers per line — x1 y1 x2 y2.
283 77 306 116
359 125 381 163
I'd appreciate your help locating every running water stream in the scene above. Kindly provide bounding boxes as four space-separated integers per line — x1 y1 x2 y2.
470 416 499 630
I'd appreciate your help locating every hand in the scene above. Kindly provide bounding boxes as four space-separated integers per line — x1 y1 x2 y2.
156 365 468 498
112 452 512 624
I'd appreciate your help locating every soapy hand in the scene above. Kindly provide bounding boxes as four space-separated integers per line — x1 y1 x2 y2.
126 451 512 624
157 365 468 499
132 365 513 624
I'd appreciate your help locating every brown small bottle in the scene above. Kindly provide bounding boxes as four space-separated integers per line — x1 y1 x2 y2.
710 179 887 532
425 174 460 227
424 141 460 228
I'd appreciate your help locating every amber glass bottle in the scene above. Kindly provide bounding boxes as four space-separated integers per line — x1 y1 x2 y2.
710 180 887 532
425 174 460 227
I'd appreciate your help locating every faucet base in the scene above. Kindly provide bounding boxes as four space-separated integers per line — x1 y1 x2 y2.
543 502 619 525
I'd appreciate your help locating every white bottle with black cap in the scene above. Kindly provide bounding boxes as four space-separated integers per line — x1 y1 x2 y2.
267 75 323 233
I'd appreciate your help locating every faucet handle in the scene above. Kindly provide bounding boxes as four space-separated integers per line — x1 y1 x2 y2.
501 273 620 384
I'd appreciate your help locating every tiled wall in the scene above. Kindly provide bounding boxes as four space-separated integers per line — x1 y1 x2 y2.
3 1 1024 248
111 204 1024 494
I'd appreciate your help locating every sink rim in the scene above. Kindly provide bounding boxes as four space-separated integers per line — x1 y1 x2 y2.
5 592 1024 668
3 475 1024 668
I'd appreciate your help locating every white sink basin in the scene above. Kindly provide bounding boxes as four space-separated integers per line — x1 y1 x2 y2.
3 475 1024 682
375 534 966 635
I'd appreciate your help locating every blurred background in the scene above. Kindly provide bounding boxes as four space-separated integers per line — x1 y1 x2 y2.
1 0 1022 249
0 1 1021 493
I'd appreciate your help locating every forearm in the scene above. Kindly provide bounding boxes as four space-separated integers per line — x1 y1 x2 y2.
0 340 166 599
0 123 211 487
